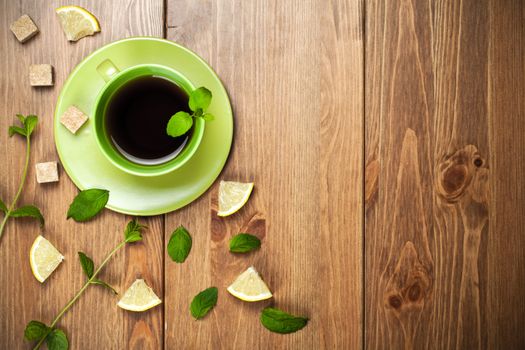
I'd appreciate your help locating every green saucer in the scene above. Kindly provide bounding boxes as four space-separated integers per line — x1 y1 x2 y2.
54 37 233 215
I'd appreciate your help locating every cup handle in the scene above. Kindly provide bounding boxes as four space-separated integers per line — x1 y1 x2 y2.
96 59 120 82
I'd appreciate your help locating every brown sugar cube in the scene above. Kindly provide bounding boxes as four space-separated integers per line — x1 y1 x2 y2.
35 162 59 183
10 15 39 43
60 106 88 134
29 64 54 86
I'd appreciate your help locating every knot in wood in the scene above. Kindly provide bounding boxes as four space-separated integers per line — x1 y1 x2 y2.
383 242 432 313
240 212 266 239
443 165 468 194
388 295 403 309
210 215 227 241
436 145 485 203
407 282 422 302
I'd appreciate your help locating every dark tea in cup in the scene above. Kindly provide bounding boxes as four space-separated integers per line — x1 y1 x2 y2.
105 75 192 165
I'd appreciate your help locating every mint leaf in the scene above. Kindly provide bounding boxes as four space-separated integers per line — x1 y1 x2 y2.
188 87 212 112
229 233 261 253
125 232 142 243
46 328 68 350
201 113 215 121
8 125 26 137
260 307 309 334
23 115 38 136
190 287 218 319
67 189 109 222
11 205 44 227
166 111 193 137
16 114 26 123
78 252 94 278
91 279 118 294
124 219 145 243
167 225 192 263
24 320 49 341
0 198 7 213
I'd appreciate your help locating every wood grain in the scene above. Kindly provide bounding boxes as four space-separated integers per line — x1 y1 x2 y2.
486 1 525 348
164 0 363 348
365 0 525 348
2 0 524 348
0 0 163 348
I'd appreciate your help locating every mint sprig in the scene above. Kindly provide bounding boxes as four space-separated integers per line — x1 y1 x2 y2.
0 115 44 243
166 87 215 137
24 219 145 350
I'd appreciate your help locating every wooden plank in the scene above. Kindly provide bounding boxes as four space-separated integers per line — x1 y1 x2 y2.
165 0 363 348
320 0 363 348
486 1 525 348
0 0 163 348
366 0 525 348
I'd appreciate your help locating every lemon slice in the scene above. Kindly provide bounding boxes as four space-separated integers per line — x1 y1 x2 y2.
117 279 162 312
56 6 100 41
217 181 254 216
30 235 64 283
227 266 272 302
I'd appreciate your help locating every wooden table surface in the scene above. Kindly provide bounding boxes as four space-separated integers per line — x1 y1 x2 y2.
0 0 523 349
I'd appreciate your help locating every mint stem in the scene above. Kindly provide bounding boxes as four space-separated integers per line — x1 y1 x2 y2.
0 134 31 243
32 240 126 350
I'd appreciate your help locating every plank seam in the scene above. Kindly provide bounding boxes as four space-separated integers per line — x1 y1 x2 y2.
361 0 366 348
162 1 167 349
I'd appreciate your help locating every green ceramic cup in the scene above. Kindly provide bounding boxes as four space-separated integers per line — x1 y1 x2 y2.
93 59 204 177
